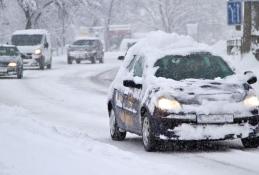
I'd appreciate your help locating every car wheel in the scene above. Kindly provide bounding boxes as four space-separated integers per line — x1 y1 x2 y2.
47 57 52 69
109 109 126 141
91 57 96 64
99 57 104 64
76 60 81 64
242 138 259 148
47 63 52 69
142 114 157 152
17 68 23 79
39 57 45 70
67 57 72 64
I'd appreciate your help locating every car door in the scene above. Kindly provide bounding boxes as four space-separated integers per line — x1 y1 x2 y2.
113 55 137 131
123 56 144 133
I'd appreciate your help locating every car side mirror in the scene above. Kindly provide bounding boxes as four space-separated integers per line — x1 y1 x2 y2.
123 80 142 89
118 56 125 60
44 43 49 48
244 71 257 84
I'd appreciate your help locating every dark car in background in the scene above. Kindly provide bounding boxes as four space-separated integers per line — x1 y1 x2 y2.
0 45 23 79
67 38 104 64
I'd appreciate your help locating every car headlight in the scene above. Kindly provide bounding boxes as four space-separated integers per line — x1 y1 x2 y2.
8 62 17 67
34 49 42 55
157 97 182 111
244 96 259 107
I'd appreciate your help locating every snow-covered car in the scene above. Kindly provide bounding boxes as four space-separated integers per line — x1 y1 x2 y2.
67 37 104 64
0 45 23 79
108 32 259 151
11 29 52 70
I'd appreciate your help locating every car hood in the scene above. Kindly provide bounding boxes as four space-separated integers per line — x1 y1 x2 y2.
17 45 41 54
153 78 247 104
0 56 18 63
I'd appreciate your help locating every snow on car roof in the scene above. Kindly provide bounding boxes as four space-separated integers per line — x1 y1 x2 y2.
0 44 16 47
74 36 100 41
12 29 49 35
122 31 212 72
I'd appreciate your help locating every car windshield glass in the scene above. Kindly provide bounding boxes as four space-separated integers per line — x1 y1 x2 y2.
154 53 234 81
73 40 96 46
0 47 18 56
12 34 43 46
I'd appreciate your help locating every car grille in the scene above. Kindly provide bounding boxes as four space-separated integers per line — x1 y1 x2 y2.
0 62 8 67
21 53 32 59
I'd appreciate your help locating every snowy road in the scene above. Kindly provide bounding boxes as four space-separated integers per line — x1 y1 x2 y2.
0 54 259 175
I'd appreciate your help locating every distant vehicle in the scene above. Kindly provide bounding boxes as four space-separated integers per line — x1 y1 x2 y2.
108 33 259 151
0 45 23 79
118 39 138 60
11 29 52 70
67 37 104 64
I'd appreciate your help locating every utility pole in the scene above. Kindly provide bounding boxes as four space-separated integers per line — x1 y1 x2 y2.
242 0 259 54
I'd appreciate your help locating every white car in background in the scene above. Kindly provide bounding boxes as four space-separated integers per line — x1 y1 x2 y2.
11 29 52 70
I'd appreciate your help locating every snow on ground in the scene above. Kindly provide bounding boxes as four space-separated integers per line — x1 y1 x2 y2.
0 44 259 175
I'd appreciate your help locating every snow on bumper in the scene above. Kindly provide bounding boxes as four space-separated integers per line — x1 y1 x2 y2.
159 123 257 141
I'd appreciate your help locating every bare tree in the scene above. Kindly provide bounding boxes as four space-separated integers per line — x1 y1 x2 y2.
17 0 55 29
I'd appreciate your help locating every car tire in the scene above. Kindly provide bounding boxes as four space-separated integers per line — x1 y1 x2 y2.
109 109 126 141
67 57 72 64
242 138 259 148
91 56 96 64
17 67 23 79
99 57 104 64
76 60 81 64
47 57 52 69
39 57 45 70
142 114 158 152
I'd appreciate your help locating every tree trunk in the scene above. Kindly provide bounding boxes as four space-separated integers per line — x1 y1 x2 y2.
25 10 32 29
104 0 115 51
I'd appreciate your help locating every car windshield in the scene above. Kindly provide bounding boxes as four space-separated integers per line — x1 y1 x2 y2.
73 40 96 46
0 47 18 56
12 34 43 46
154 53 234 81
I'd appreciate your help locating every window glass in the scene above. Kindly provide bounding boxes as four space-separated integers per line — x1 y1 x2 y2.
154 53 234 80
0 47 18 56
133 57 144 77
12 35 43 46
126 55 137 72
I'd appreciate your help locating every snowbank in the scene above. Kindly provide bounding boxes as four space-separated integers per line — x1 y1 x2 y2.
0 104 174 175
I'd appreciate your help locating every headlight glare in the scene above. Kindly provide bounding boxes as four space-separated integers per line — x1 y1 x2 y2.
244 96 259 107
8 62 17 67
34 49 42 55
157 97 182 111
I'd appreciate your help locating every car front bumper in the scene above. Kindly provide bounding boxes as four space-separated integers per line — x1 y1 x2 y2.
68 51 95 60
21 53 43 68
0 66 18 76
151 111 259 141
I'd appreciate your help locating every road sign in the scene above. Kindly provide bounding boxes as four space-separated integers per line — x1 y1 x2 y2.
228 0 242 25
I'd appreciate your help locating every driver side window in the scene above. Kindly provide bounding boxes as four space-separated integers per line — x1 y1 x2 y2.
133 57 144 77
